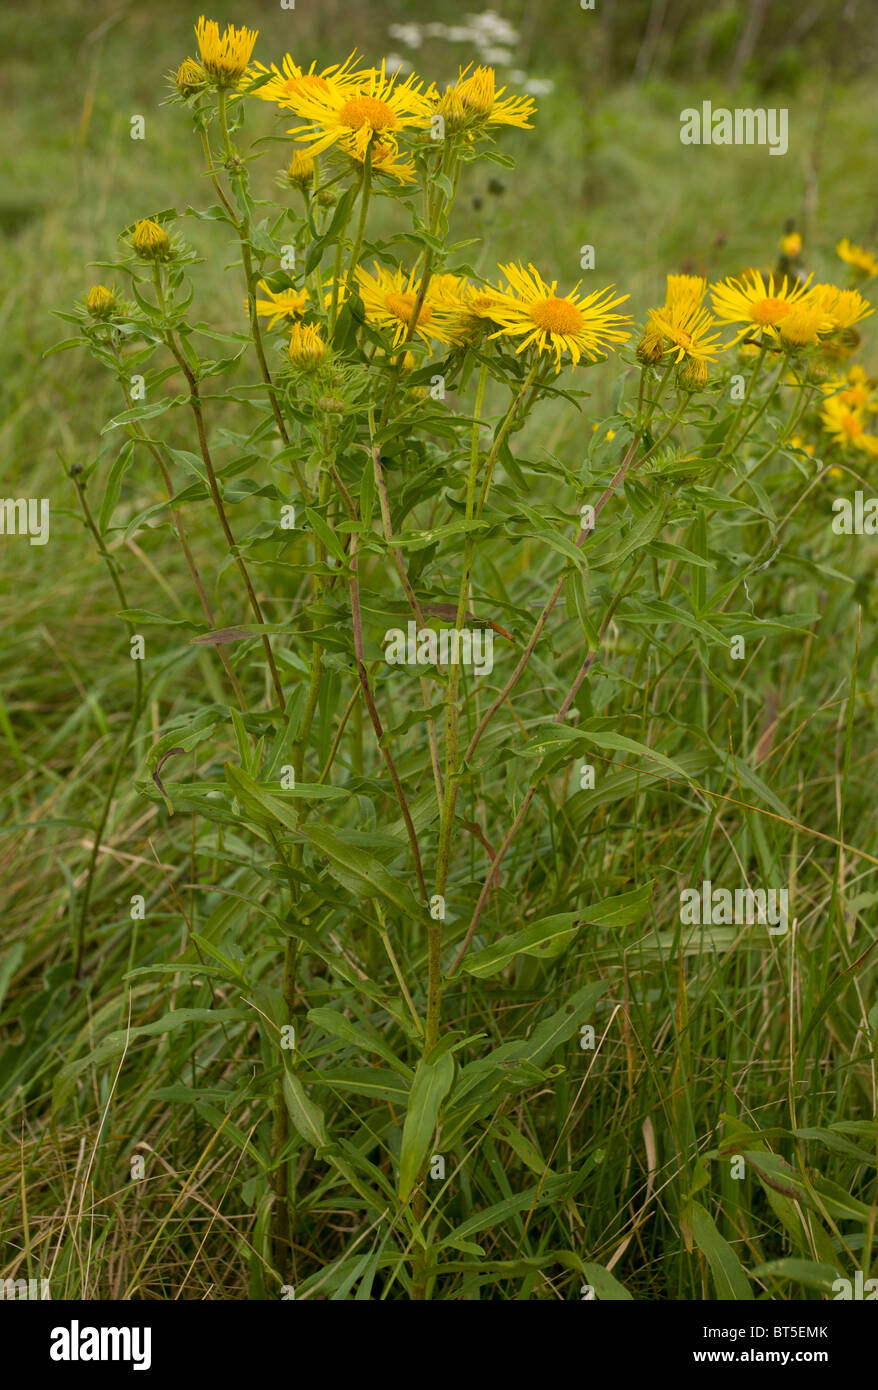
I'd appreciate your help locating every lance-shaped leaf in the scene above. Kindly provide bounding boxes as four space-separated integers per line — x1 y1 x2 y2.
224 764 425 922
398 1050 455 1202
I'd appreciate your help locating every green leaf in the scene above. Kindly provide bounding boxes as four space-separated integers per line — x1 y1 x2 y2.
99 440 136 532
579 1262 634 1300
283 1070 329 1149
398 1050 455 1202
224 765 425 922
750 1259 840 1294
462 912 581 977
304 507 347 563
688 1199 753 1299
102 395 189 432
307 1006 413 1077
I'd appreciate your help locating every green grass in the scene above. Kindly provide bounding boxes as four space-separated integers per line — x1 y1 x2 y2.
2 1 878 1300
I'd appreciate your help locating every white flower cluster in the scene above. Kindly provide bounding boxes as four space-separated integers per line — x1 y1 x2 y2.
385 10 555 95
388 11 519 61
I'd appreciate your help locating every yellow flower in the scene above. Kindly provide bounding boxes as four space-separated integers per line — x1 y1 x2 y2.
284 62 433 160
131 218 172 260
680 358 709 390
645 303 726 366
838 365 878 411
488 262 631 372
355 262 458 347
195 16 258 87
789 434 815 456
431 275 508 344
85 285 116 318
432 65 536 131
809 284 873 331
821 395 865 448
248 53 362 108
780 232 802 258
287 150 315 188
836 237 878 279
636 323 665 365
288 323 326 370
709 270 814 343
777 299 826 347
664 274 707 316
176 58 206 98
349 138 416 184
254 281 308 328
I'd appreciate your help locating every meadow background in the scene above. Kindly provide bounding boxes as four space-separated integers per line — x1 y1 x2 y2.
2 0 878 1299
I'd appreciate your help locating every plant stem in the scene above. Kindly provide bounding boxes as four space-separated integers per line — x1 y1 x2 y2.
152 264 288 715
70 473 143 978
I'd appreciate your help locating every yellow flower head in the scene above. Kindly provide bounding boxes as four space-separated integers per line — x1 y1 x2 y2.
288 323 326 371
195 17 258 87
254 281 308 329
176 58 206 98
248 53 362 108
433 65 536 131
645 302 726 366
354 262 458 347
429 274 506 344
287 150 315 189
348 138 416 184
777 299 826 347
809 284 873 332
285 62 433 160
489 262 631 372
780 232 802 258
821 394 865 448
709 270 814 343
680 357 709 390
664 274 707 316
836 237 878 279
85 285 116 318
836 365 878 411
131 218 172 260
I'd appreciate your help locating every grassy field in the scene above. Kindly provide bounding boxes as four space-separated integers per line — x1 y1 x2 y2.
2 0 878 1301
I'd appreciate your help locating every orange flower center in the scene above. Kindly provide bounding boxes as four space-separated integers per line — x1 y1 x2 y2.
385 291 431 326
842 413 863 439
530 296 584 335
339 95 398 132
284 74 330 97
750 296 791 325
842 386 869 407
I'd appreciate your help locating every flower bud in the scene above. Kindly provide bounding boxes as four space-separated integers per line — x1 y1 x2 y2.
86 285 116 319
131 218 173 260
176 58 206 98
287 151 315 190
289 323 327 371
680 358 708 390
